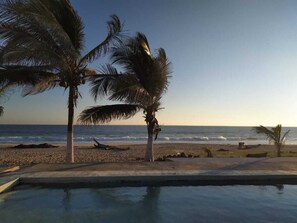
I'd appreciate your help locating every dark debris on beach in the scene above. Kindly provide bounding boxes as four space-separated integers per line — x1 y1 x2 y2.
13 143 59 149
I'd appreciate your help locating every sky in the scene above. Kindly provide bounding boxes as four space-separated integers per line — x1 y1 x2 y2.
2 0 297 126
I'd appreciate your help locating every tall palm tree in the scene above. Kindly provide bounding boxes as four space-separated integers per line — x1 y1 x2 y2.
0 0 122 162
253 125 290 157
79 33 171 161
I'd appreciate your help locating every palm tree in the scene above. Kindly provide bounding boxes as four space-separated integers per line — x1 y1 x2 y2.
0 0 122 162
79 33 171 161
253 125 290 157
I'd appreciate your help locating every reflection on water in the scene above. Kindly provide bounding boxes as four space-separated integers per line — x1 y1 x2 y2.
89 186 162 223
62 188 71 211
140 187 161 222
275 184 284 191
0 185 297 223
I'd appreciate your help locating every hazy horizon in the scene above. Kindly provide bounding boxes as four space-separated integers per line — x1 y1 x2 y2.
1 123 297 128
1 0 297 126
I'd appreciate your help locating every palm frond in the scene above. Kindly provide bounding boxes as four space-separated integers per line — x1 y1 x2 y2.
135 32 152 56
0 65 58 85
0 81 13 102
111 33 153 78
22 75 58 96
78 104 140 124
2 45 66 69
108 73 153 105
79 15 123 65
154 48 171 93
110 33 171 101
0 0 79 63
44 0 85 53
0 64 59 97
281 129 290 144
253 125 277 143
88 64 119 101
35 0 84 56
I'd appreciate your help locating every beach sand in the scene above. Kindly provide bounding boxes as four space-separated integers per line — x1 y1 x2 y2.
1 143 297 166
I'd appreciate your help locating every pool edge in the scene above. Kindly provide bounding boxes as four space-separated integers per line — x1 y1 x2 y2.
18 171 297 187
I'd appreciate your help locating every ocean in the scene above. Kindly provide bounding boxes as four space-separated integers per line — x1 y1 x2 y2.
0 125 296 145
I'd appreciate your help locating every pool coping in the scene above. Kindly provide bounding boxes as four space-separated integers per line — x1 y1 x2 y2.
17 170 297 187
2 170 297 192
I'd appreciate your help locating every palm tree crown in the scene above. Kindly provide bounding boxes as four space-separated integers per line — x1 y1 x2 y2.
0 0 121 96
0 0 122 162
79 33 171 161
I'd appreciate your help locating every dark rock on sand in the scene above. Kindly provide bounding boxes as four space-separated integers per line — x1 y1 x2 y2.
14 143 58 149
217 148 229 152
180 152 187 158
246 152 267 158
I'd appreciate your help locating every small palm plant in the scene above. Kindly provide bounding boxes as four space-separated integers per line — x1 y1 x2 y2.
253 125 290 157
79 33 171 161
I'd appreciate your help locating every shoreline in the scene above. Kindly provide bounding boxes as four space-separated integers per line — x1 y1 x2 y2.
3 141 297 147
1 143 297 166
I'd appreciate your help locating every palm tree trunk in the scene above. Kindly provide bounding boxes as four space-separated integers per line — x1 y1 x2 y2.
66 86 75 163
145 119 154 162
276 145 281 157
145 132 154 161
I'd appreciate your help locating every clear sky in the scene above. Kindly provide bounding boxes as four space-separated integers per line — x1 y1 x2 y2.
1 0 297 126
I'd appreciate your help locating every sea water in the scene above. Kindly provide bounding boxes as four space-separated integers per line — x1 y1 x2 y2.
0 125 296 145
0 185 296 223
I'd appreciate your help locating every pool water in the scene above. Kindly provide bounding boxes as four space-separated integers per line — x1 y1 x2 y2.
0 185 296 223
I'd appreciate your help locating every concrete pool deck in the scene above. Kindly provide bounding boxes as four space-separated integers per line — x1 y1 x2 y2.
2 157 297 192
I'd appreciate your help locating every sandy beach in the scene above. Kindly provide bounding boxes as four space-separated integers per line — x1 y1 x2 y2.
1 143 297 166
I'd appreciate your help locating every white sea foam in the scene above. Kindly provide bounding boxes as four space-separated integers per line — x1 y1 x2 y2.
210 136 227 141
0 136 23 139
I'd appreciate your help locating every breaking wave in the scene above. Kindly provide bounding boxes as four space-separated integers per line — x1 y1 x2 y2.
0 135 263 144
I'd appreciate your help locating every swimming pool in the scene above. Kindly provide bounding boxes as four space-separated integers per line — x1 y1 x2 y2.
0 185 296 223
